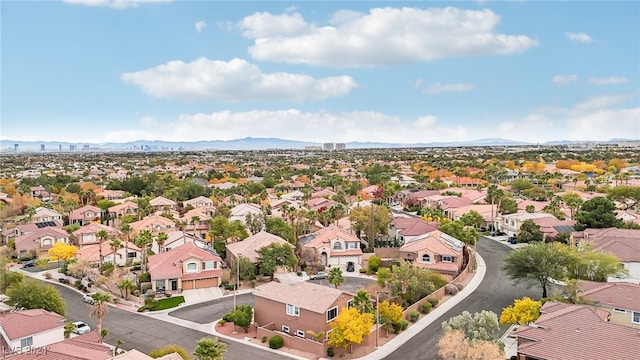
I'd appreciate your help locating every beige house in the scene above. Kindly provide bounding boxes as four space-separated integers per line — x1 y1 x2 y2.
31 207 63 224
148 241 223 293
149 196 177 212
399 230 465 280
14 227 70 258
130 214 175 236
183 196 215 208
0 309 65 351
226 231 291 265
299 226 363 272
578 281 640 329
71 223 120 248
75 240 141 266
108 201 139 219
69 205 102 225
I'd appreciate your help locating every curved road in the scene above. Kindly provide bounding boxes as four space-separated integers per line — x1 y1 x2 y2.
382 237 537 360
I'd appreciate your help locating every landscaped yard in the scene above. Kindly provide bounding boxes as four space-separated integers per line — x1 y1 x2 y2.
148 296 185 311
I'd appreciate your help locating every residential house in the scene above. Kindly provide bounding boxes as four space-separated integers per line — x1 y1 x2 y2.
180 206 216 237
69 205 102 225
495 212 557 237
360 184 381 199
147 241 223 293
398 189 440 208
311 188 336 199
389 175 418 187
530 217 575 240
5 332 113 360
571 228 640 280
108 201 139 219
306 197 340 212
281 190 305 202
229 203 264 225
30 186 54 201
514 301 638 360
449 204 495 227
391 216 438 244
0 309 65 352
299 226 363 271
100 189 125 201
71 223 120 248
578 281 640 329
75 240 141 266
221 194 244 206
399 230 465 280
151 231 203 254
112 349 184 360
270 199 300 218
254 281 353 354
183 196 214 209
226 231 291 265
14 227 70 258
130 214 175 237
149 196 177 212
30 207 63 224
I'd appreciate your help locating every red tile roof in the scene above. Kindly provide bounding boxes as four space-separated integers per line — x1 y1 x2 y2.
254 281 348 314
8 332 112 360
579 281 640 312
147 241 222 280
0 309 65 341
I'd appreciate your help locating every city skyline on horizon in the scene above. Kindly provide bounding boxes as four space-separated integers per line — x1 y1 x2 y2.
2 1 639 144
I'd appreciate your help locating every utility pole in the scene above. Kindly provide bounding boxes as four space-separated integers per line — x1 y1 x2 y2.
375 290 388 348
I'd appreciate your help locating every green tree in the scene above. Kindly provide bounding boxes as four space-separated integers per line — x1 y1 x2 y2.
570 246 626 281
327 307 374 352
64 322 76 339
575 197 623 230
499 198 518 215
525 205 535 213
502 242 578 298
6 278 65 315
607 185 640 210
381 261 447 306
229 305 253 333
96 229 109 268
120 223 133 266
327 267 344 289
117 279 137 299
156 232 168 254
349 205 390 248
193 337 226 360
0 270 23 292
517 220 543 243
231 255 256 281
460 210 484 228
89 293 112 340
368 255 381 273
208 216 249 244
561 192 584 220
264 217 295 243
149 344 192 360
438 219 479 245
351 289 374 314
441 310 501 344
256 243 298 281
135 230 154 272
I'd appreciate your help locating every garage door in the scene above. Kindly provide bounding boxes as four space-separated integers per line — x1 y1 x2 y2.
194 278 217 289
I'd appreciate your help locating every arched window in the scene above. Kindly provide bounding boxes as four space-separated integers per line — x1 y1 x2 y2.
421 254 431 263
333 242 342 250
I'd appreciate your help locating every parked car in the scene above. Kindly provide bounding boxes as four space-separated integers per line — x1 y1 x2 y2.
21 260 36 268
310 272 327 280
82 293 96 304
346 262 355 272
491 231 507 236
508 236 518 244
71 321 91 335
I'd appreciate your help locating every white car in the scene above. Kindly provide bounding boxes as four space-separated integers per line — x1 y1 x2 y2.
71 321 91 335
82 293 96 304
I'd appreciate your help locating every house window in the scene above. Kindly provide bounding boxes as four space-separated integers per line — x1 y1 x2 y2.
204 261 215 270
42 239 52 246
286 304 300 317
347 299 354 309
442 256 453 263
346 242 358 249
633 312 640 324
127 252 136 258
296 330 305 338
327 306 338 322
155 225 161 231
282 325 290 334
20 337 33 348
186 262 198 273
613 308 627 313
333 242 342 250
421 254 431 263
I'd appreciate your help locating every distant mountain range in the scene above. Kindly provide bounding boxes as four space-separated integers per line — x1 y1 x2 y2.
0 137 637 152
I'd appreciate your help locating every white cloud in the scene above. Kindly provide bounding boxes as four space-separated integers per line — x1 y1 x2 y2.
565 31 595 43
121 57 358 102
195 21 207 33
589 77 630 85
239 7 539 68
139 116 157 126
63 0 170 9
418 81 475 95
572 94 636 112
552 74 578 86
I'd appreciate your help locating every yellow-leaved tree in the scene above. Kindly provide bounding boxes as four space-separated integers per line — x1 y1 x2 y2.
327 307 374 353
500 297 542 325
378 300 403 336
48 242 78 265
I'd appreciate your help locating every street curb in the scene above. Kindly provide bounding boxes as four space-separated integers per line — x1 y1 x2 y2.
210 323 310 360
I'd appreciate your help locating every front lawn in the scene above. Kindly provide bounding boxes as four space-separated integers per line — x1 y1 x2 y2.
148 296 185 311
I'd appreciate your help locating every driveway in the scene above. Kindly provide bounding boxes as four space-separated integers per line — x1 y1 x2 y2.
308 275 376 294
381 237 538 360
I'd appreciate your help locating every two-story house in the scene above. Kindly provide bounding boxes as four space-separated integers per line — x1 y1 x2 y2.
147 241 223 293
71 223 120 248
226 231 291 266
108 201 139 220
14 227 70 258
149 196 177 212
183 196 214 209
0 309 65 352
130 214 175 237
299 226 363 272
254 281 353 355
571 228 640 280
391 216 438 244
31 207 63 224
69 205 102 226
75 240 141 267
578 281 640 329
229 203 264 226
180 206 216 238
494 212 557 237
398 230 465 280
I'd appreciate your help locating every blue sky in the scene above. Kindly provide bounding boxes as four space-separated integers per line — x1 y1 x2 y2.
2 0 639 144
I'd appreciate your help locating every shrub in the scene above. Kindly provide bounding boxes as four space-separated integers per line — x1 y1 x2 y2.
144 297 157 309
409 310 420 322
261 336 267 343
428 298 439 307
455 283 464 291
132 290 141 297
220 280 229 287
250 279 256 288
100 262 114 276
58 278 69 284
327 347 334 357
217 319 227 326
268 335 284 349
399 319 409 331
43 272 52 279
137 306 146 312
420 302 432 314
137 272 150 283
75 280 83 290
445 284 458 295
145 289 156 297
222 312 234 322
359 268 367 274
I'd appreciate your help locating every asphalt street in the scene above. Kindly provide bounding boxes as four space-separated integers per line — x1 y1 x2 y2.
381 237 538 360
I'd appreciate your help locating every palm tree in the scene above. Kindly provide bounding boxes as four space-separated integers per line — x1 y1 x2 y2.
352 289 374 314
119 223 132 266
327 267 344 289
109 238 123 264
96 230 109 268
156 232 168 254
89 293 111 341
135 230 153 273
117 279 136 300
